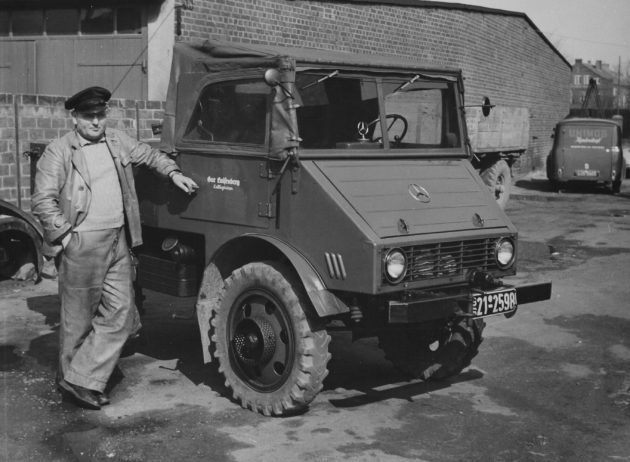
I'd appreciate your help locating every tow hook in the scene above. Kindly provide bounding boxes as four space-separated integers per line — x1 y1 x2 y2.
468 270 502 290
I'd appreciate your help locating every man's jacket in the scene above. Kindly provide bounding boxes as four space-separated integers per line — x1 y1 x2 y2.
32 128 180 255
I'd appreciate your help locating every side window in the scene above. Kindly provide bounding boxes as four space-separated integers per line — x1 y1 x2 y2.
184 79 270 146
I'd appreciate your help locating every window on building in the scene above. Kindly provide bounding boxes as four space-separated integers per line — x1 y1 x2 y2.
574 75 581 85
184 79 271 146
117 7 142 34
46 9 80 35
583 76 590 85
12 10 44 36
0 6 142 36
81 7 114 34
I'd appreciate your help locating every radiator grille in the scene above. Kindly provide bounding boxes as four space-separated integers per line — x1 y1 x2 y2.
390 239 499 284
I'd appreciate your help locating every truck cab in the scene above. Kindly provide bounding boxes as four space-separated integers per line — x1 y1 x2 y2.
135 41 551 416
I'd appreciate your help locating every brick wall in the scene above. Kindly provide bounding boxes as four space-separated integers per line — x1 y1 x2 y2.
179 0 571 173
0 93 164 211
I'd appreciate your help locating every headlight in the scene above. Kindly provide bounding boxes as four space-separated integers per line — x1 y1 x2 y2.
495 238 515 269
384 248 407 283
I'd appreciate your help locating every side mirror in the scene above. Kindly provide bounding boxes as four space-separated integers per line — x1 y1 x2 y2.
481 96 493 117
264 69 282 87
463 96 495 116
264 68 294 99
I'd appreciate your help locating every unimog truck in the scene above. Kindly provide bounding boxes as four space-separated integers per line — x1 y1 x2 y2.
134 41 552 416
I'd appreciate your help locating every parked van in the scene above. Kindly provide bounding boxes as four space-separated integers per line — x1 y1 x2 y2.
546 118 626 193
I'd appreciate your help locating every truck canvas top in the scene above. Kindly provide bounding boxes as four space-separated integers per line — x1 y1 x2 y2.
161 40 463 159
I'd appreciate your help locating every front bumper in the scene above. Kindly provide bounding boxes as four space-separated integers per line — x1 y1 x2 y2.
388 281 552 324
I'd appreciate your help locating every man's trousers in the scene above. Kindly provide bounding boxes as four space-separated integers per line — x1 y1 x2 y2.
58 227 138 392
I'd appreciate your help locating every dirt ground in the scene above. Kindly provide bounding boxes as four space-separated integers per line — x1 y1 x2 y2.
1 177 630 462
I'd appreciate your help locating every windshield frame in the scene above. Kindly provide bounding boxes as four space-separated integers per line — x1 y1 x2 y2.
294 67 469 160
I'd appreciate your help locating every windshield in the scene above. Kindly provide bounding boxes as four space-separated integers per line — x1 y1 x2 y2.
295 71 462 152
559 123 616 151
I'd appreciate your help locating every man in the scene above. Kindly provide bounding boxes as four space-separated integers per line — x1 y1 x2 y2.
32 86 198 410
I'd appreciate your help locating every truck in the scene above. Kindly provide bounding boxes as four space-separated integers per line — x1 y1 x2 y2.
467 105 530 209
134 40 552 416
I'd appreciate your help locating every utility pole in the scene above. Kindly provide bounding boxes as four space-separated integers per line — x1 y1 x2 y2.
617 56 621 114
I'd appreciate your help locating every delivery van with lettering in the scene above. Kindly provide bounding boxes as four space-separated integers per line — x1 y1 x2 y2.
546 118 626 193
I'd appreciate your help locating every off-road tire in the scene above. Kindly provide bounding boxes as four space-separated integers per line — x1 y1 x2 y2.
378 317 485 381
481 160 512 209
210 261 331 416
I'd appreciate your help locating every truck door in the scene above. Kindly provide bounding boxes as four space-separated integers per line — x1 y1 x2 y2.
174 75 274 229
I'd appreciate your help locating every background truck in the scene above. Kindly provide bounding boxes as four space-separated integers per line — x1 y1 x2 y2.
133 40 551 416
467 105 530 209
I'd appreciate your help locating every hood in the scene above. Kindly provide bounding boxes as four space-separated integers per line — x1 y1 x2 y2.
313 159 505 238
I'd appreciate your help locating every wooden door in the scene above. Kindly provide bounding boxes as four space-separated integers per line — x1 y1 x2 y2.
0 40 36 93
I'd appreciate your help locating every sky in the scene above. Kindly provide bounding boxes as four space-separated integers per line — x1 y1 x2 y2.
436 0 630 69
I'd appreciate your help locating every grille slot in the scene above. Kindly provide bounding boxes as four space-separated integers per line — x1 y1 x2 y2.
325 252 347 279
393 239 498 284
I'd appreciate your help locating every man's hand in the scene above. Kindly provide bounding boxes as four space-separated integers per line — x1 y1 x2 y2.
170 172 199 195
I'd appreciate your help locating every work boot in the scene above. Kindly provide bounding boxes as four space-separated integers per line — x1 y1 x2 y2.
57 379 101 410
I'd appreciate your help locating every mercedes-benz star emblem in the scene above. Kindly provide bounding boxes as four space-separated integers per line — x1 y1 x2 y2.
357 121 368 141
408 184 431 203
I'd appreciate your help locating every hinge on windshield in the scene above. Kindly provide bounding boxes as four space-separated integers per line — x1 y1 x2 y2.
259 163 276 179
258 202 275 218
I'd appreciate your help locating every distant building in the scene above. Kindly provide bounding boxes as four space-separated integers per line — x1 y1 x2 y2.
571 59 629 110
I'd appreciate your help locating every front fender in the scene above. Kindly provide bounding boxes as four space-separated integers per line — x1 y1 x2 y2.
0 201 44 277
0 200 43 239
249 235 349 318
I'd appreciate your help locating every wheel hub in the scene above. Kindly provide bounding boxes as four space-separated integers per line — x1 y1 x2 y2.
232 317 276 366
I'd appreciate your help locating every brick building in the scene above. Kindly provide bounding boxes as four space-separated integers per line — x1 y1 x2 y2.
1 0 571 210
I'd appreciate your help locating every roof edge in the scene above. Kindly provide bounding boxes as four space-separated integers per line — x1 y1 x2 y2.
311 0 572 69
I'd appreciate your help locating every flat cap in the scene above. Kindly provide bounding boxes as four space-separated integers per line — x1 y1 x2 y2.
65 86 111 112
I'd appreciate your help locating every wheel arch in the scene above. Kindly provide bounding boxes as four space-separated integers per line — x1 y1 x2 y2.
195 234 347 364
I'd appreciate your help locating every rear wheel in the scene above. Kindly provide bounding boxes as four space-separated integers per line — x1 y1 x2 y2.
211 261 331 416
378 317 485 380
481 160 512 209
612 179 621 194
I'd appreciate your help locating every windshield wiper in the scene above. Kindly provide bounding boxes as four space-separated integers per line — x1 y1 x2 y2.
393 75 420 93
300 70 339 90
393 73 455 92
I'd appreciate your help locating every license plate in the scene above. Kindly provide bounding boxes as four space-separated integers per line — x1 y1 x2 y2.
471 288 517 318
574 169 599 177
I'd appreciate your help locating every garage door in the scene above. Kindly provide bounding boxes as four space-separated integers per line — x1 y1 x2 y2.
0 40 36 94
0 4 147 100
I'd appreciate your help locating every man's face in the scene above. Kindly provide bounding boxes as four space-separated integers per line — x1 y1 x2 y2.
72 109 107 141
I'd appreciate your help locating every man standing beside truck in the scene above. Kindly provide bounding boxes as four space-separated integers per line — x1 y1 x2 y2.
32 86 198 410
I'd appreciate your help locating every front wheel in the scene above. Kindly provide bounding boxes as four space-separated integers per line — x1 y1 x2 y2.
211 261 331 416
481 160 512 209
